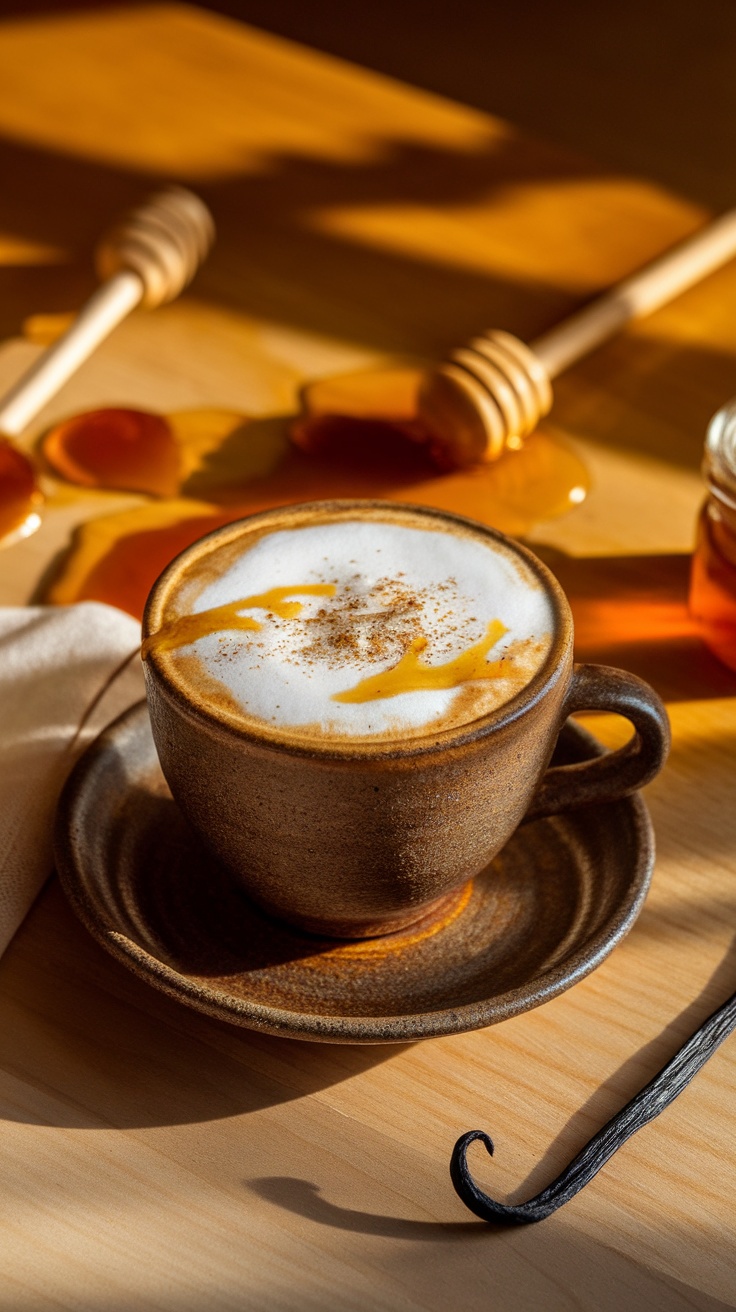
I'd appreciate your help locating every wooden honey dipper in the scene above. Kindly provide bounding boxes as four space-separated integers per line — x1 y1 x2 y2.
416 210 736 467
0 186 214 439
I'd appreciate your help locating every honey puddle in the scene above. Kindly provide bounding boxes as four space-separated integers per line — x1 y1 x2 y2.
39 368 590 618
0 437 44 544
42 406 182 497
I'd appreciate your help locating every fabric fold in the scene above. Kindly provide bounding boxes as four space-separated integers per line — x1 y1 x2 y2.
0 602 144 958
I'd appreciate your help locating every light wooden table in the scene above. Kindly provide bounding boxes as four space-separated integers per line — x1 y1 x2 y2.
1 6 736 1309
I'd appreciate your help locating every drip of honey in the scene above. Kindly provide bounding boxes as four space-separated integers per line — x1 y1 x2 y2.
45 500 236 617
332 619 508 703
41 369 589 617
41 407 182 497
0 437 44 545
142 584 336 659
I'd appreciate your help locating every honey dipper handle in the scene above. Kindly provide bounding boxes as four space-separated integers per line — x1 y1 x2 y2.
531 208 736 378
0 186 214 439
0 271 143 437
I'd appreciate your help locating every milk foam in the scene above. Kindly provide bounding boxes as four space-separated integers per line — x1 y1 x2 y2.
164 519 554 739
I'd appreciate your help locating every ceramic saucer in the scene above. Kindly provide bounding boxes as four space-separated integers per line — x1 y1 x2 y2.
54 702 654 1044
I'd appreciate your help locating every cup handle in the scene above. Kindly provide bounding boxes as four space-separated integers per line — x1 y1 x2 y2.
525 663 670 821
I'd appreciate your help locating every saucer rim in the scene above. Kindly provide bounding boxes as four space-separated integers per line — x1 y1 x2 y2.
55 701 655 1044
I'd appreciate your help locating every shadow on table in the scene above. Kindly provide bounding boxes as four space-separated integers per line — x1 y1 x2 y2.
244 1181 731 1310
0 92 735 476
251 1175 480 1240
0 881 405 1129
238 918 736 1303
0 125 589 357
531 548 736 703
510 930 736 1204
248 933 736 1238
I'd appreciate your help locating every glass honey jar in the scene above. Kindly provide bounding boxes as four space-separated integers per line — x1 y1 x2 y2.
689 401 736 672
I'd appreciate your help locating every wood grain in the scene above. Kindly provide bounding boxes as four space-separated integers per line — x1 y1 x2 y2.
0 6 735 1309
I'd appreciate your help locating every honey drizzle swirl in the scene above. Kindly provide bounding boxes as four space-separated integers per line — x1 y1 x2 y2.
145 578 511 712
142 584 336 659
332 619 508 703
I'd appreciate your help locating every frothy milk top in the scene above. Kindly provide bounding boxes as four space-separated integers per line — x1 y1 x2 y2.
150 517 555 741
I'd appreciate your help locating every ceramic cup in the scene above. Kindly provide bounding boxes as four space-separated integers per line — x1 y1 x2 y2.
142 501 670 938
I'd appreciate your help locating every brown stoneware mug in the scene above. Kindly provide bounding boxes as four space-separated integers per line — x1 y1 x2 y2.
142 501 670 938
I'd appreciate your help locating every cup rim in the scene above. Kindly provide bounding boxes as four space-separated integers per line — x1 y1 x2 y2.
142 499 573 760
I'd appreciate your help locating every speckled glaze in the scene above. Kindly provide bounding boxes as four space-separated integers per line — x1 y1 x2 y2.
53 704 655 1043
142 501 670 938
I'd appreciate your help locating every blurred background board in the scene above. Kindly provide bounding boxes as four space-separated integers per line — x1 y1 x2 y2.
4 0 736 212
0 5 735 1310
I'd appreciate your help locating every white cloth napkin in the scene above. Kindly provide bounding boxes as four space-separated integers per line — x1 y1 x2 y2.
0 602 144 958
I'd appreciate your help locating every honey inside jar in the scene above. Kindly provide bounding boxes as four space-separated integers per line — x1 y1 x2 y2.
690 496 736 672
